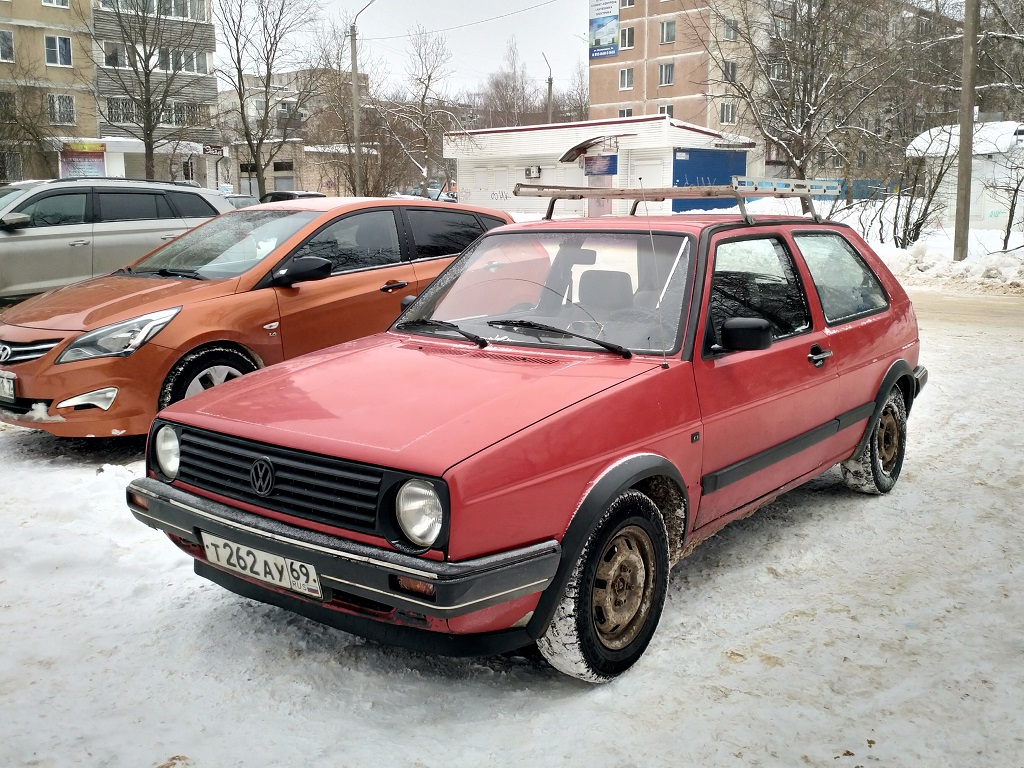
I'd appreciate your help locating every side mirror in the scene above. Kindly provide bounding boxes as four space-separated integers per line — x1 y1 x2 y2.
0 212 31 230
400 294 417 311
271 256 332 287
720 317 772 351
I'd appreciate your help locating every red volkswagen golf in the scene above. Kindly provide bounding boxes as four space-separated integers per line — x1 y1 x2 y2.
128 182 927 682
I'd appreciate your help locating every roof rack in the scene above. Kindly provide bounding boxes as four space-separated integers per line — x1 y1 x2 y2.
45 177 204 187
512 176 841 223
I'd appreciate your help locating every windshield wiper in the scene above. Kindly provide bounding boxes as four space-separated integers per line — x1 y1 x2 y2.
112 266 135 275
486 319 631 359
395 319 488 348
134 267 207 281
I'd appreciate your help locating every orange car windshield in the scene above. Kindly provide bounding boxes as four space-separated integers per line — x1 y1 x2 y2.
133 209 320 279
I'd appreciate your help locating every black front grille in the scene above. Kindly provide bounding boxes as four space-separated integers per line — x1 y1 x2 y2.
177 428 384 534
0 338 62 365
0 396 53 415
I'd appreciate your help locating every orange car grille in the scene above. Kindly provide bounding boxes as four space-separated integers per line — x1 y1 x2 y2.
0 339 61 365
177 428 383 534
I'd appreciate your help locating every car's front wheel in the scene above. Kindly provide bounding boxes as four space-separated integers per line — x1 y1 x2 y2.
159 347 258 410
537 490 669 683
841 387 908 494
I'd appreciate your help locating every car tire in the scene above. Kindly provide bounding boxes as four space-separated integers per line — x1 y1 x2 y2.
841 387 907 494
158 347 257 410
537 490 669 683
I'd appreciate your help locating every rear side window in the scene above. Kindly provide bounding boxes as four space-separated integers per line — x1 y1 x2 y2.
97 192 175 222
15 192 88 227
406 209 484 259
793 232 888 324
169 191 218 218
480 214 509 230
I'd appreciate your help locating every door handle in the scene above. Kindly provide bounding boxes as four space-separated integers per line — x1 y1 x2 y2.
161 234 181 240
68 239 90 247
807 345 833 368
380 281 409 293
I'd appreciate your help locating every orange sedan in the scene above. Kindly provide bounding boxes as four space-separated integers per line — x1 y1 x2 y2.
0 197 512 437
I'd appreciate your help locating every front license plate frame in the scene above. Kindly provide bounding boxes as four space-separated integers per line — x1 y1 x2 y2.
201 531 323 599
0 372 15 404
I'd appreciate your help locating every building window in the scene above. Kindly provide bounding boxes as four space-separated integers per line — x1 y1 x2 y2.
170 49 208 74
768 61 789 81
618 108 633 117
0 30 13 62
658 104 674 118
724 18 739 40
273 160 294 172
0 92 15 121
720 101 737 124
660 20 676 44
42 0 70 6
44 35 72 66
619 0 634 7
47 93 75 124
103 41 133 68
107 96 137 123
857 150 867 168
723 61 737 83
0 151 22 182
619 26 634 49
658 62 674 86
619 67 634 90
156 0 208 21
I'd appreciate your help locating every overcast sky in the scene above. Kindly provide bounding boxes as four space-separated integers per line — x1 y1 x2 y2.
322 0 589 95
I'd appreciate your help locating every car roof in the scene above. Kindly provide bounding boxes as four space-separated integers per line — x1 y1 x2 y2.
254 196 512 219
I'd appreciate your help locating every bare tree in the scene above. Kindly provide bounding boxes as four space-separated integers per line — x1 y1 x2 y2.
978 0 1024 110
984 145 1024 250
81 0 217 178
469 38 542 128
0 57 66 179
215 0 326 198
554 60 590 122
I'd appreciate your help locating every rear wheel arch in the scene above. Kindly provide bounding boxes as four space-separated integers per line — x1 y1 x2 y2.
852 360 915 460
526 454 688 641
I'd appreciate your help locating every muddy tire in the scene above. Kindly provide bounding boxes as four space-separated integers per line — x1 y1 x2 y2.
841 387 907 494
158 347 257 410
537 490 669 683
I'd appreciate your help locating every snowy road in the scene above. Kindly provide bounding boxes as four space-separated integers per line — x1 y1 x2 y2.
0 289 1022 768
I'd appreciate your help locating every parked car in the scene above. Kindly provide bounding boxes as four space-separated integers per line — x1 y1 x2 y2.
223 194 259 209
0 197 512 437
0 178 234 299
258 190 327 203
126 180 927 682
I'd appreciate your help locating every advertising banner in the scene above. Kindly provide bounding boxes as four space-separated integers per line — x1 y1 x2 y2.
60 143 106 178
589 0 619 59
584 154 619 176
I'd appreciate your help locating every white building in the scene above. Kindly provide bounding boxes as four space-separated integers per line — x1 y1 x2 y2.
908 120 1024 230
443 115 754 217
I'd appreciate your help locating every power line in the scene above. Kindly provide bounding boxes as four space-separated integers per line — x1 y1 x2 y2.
362 0 563 41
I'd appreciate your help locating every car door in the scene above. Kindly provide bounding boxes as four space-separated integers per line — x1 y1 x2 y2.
2 189 92 296
401 207 490 292
272 208 419 359
92 190 188 274
691 231 840 529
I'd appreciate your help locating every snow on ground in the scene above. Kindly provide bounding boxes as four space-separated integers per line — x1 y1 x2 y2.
1 230 1023 766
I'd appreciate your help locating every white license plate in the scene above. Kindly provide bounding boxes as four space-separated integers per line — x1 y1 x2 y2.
202 531 322 599
0 374 14 403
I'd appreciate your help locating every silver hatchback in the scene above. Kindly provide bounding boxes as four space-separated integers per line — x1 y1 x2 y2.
0 178 234 299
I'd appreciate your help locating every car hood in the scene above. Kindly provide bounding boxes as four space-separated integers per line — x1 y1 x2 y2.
163 334 661 477
0 275 239 332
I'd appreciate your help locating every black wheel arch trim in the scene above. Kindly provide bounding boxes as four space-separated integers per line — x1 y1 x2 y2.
851 359 925 459
525 453 688 641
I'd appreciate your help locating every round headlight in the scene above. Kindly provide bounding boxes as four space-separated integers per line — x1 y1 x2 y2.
153 425 180 479
395 479 443 548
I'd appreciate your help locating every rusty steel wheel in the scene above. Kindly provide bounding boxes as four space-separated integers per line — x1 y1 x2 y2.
592 525 658 651
537 491 669 683
841 387 908 495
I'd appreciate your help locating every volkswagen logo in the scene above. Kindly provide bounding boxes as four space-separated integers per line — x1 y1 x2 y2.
250 457 276 497
0 345 11 363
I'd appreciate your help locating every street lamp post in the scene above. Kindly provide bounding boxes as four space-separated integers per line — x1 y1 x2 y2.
350 0 379 197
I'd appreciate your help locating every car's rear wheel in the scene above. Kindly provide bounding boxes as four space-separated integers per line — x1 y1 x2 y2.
841 387 907 494
537 490 669 683
159 347 257 410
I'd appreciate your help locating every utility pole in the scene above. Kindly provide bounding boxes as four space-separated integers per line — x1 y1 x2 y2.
350 0 379 197
953 0 981 262
542 53 553 123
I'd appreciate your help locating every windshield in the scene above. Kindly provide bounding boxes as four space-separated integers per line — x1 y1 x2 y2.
401 231 695 355
0 185 30 209
133 209 319 279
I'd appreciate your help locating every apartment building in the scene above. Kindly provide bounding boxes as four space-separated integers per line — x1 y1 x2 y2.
0 0 98 180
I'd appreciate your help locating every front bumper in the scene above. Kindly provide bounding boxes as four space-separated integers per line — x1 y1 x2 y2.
127 476 561 627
